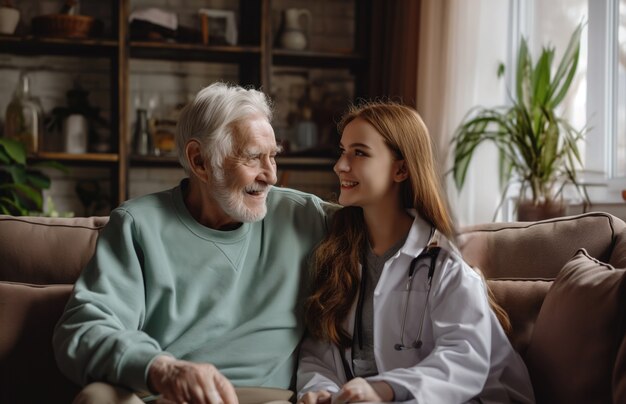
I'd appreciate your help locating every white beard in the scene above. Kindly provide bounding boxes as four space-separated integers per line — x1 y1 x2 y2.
212 170 269 223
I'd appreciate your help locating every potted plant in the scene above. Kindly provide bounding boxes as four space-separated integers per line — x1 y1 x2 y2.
451 24 587 221
0 138 66 215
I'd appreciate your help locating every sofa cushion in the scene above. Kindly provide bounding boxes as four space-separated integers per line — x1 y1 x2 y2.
459 212 618 279
486 279 552 354
524 249 626 404
0 281 80 403
614 333 626 403
0 215 108 284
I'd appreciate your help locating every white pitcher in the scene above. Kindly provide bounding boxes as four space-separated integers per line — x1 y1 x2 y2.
279 8 312 50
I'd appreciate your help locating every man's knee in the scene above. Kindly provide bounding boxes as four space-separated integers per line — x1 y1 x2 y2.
72 382 144 404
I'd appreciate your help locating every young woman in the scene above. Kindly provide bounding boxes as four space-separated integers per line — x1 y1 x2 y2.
297 103 534 404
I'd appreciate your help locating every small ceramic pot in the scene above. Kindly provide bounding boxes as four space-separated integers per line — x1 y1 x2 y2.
517 200 565 222
0 7 19 35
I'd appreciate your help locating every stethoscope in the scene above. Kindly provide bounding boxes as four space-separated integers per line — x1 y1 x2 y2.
341 231 442 380
393 244 441 350
353 229 441 352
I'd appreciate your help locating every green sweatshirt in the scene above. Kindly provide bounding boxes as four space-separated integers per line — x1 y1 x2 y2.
53 181 335 393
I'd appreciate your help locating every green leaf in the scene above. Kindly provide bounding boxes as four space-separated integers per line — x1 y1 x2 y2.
550 23 583 106
26 170 51 190
516 38 532 107
498 148 514 188
31 160 68 173
0 183 43 209
531 47 554 107
0 196 28 216
0 138 26 165
551 47 579 107
0 148 10 164
497 62 506 78
6 165 27 184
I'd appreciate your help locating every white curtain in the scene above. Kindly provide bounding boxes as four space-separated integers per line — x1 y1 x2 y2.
417 0 511 225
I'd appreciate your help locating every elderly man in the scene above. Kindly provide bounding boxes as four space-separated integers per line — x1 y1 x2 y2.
53 83 336 404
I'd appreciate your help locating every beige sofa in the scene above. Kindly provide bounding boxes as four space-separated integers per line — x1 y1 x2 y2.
1 212 625 403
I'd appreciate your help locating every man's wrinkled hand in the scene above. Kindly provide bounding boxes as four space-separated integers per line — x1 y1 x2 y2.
148 355 238 404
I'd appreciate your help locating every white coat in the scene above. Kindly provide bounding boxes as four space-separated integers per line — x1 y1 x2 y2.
297 215 535 403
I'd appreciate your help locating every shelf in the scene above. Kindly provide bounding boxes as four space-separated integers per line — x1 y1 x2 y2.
0 35 118 57
32 152 119 165
130 155 180 167
130 41 262 63
0 0 370 207
272 49 366 69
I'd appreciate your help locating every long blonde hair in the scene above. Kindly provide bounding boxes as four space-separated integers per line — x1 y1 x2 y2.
305 102 510 347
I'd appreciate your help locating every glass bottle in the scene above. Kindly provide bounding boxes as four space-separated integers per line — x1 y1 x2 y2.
4 72 44 154
133 108 153 155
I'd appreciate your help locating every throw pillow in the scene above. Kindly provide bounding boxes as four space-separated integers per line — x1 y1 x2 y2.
524 249 626 404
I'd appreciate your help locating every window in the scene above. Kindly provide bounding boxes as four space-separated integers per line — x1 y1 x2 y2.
513 0 626 202
616 0 626 176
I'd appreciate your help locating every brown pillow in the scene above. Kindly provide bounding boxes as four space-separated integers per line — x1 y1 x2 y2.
524 249 626 404
486 279 552 354
0 281 80 403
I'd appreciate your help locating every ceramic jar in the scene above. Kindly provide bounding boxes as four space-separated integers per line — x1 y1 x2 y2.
0 6 20 35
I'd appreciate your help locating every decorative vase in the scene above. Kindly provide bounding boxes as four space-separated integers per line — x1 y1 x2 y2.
516 200 565 222
4 72 44 154
0 6 19 35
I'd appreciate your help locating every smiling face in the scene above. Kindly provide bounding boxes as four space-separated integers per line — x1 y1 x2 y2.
334 118 406 210
212 115 279 223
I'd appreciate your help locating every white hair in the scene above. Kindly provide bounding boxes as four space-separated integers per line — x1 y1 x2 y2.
176 82 273 175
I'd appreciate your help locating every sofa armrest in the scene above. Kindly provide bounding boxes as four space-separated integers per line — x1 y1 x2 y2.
0 281 80 402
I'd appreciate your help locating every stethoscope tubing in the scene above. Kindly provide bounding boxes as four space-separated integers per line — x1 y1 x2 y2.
395 249 439 351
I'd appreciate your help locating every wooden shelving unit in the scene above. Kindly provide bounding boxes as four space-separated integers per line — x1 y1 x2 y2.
1 0 371 209
35 152 120 164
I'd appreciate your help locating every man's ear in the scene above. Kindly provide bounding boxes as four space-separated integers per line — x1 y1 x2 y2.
393 160 409 182
186 140 210 183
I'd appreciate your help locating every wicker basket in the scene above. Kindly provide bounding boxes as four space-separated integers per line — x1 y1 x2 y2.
31 14 100 38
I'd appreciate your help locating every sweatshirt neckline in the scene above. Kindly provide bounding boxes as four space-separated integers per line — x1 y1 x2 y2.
172 179 251 242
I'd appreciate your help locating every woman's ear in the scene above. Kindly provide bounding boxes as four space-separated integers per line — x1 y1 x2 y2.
393 160 409 182
186 140 210 183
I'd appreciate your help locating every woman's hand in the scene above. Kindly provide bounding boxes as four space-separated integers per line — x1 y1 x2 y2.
334 378 394 403
297 390 332 404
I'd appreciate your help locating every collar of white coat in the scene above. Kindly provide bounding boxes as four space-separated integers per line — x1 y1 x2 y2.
393 209 440 260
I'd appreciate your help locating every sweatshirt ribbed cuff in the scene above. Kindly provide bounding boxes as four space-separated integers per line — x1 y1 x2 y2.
116 341 167 392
